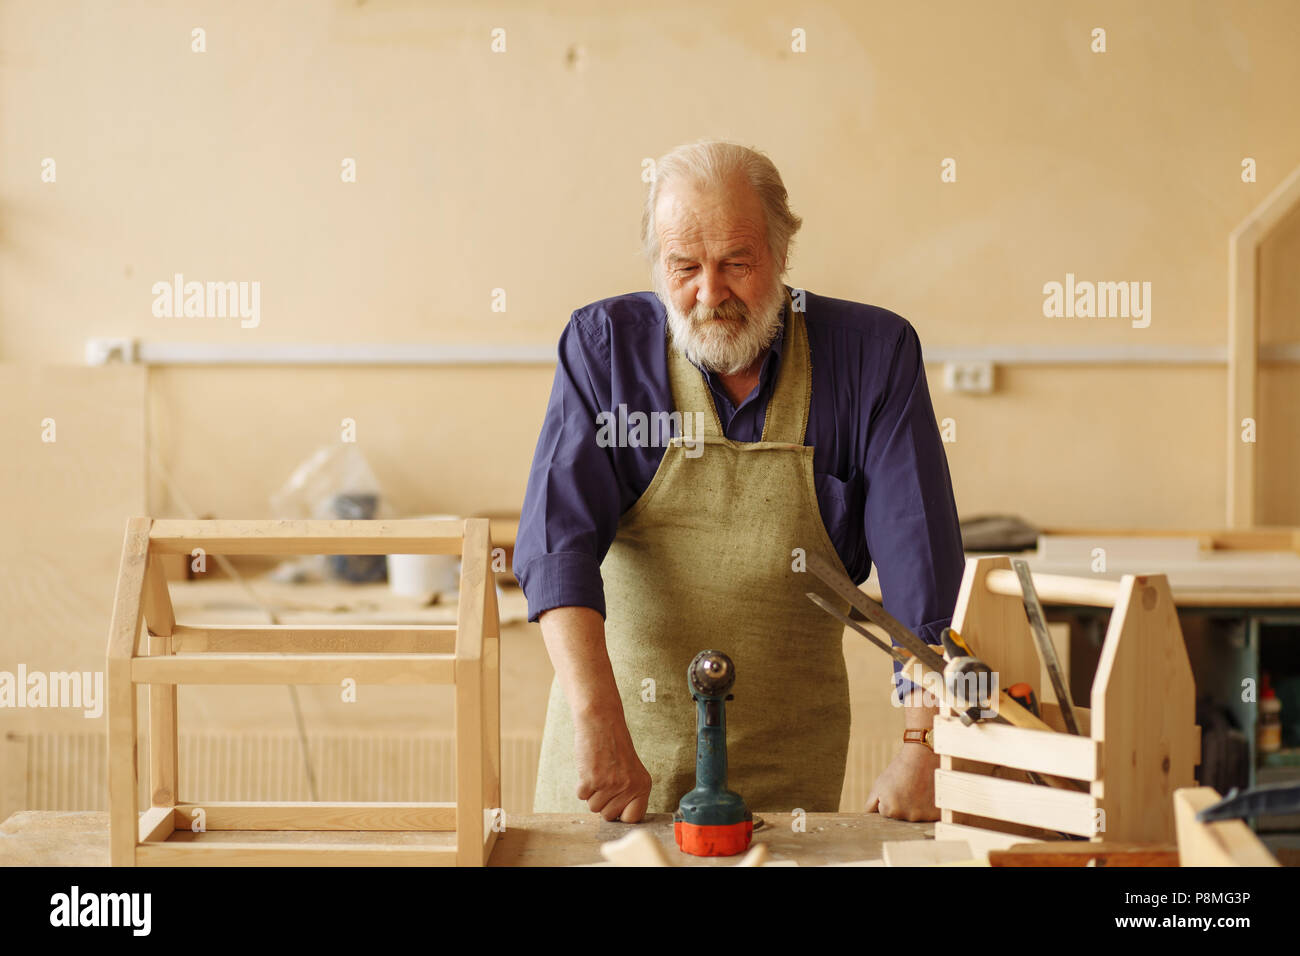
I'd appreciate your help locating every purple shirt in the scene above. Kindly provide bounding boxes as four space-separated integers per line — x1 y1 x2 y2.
514 286 965 699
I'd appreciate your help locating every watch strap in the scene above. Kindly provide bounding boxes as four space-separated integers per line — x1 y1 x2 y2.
903 728 934 750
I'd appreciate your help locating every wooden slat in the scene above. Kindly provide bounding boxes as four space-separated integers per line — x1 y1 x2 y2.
170 624 456 655
148 632 178 807
882 840 974 866
1041 527 1300 554
141 554 175 636
171 802 456 831
147 519 464 555
932 715 1099 781
132 653 456 685
145 550 178 808
483 570 502 813
1173 787 1279 867
984 569 1120 608
455 518 491 865
1040 702 1092 737
138 805 175 843
934 769 1097 837
134 842 457 867
107 517 151 867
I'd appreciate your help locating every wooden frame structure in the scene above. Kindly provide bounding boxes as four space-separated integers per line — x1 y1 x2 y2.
1227 162 1300 527
106 517 501 866
931 556 1201 857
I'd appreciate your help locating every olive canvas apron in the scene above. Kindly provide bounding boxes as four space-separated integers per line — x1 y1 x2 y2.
533 293 854 813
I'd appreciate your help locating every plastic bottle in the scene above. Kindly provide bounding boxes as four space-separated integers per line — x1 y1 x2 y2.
1258 674 1283 754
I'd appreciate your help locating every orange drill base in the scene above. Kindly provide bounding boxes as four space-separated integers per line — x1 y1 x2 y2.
673 819 754 857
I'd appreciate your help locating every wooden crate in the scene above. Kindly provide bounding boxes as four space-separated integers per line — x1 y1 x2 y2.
105 517 501 866
932 556 1201 857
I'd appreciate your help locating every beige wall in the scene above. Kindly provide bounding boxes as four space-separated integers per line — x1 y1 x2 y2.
1 0 1297 526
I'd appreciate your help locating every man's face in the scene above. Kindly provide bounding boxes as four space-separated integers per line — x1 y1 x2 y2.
652 176 787 376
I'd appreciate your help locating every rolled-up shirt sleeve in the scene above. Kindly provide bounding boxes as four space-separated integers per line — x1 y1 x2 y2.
861 322 966 703
513 311 625 623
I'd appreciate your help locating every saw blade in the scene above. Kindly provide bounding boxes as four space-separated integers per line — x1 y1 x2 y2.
1012 559 1080 735
804 552 947 674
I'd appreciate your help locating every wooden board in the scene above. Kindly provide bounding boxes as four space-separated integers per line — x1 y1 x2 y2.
1173 787 1279 867
882 839 973 866
0 810 933 867
1092 576 1197 842
989 841 1179 867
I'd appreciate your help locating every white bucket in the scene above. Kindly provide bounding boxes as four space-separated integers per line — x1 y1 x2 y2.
387 514 462 601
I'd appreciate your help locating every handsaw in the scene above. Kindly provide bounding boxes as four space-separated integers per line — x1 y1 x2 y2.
804 552 947 674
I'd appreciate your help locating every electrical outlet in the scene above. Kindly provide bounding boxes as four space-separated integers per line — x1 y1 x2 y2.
84 338 137 365
943 360 994 394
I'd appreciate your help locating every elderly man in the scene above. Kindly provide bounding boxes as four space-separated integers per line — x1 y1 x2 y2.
514 140 964 824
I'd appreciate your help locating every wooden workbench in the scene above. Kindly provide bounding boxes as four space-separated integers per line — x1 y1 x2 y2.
0 810 933 867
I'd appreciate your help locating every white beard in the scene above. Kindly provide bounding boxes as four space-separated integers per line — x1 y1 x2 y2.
655 272 788 375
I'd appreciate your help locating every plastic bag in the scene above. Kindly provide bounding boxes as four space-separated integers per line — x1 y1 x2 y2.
269 445 390 582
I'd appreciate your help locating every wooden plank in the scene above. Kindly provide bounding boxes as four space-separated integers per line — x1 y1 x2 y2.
148 632 178 807
1040 702 1092 737
170 624 457 654
1091 575 1197 842
932 715 1098 780
932 821 1042 860
989 841 1179 867
455 518 491 865
882 840 974 866
134 842 457 867
138 805 175 843
1039 526 1300 553
148 519 465 555
132 653 455 685
107 517 151 867
170 802 456 831
1173 787 1279 867
934 769 1096 837
984 569 1120 608
145 550 179 808
1 809 935 868
483 565 502 813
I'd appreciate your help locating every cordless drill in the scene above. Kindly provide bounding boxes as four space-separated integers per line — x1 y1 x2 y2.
673 649 753 857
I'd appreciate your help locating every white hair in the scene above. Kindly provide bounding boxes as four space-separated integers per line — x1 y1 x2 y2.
640 140 802 274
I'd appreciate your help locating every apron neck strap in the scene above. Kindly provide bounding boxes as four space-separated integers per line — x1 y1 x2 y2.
666 287 811 445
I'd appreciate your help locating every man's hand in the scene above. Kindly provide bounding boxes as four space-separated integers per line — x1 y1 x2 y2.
865 742 941 821
866 691 943 821
538 606 652 823
573 708 652 822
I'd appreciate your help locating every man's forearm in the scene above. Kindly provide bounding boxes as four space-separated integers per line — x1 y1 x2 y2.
538 606 625 719
903 693 940 733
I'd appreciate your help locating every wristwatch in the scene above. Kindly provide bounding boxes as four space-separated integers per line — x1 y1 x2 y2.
903 728 935 750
